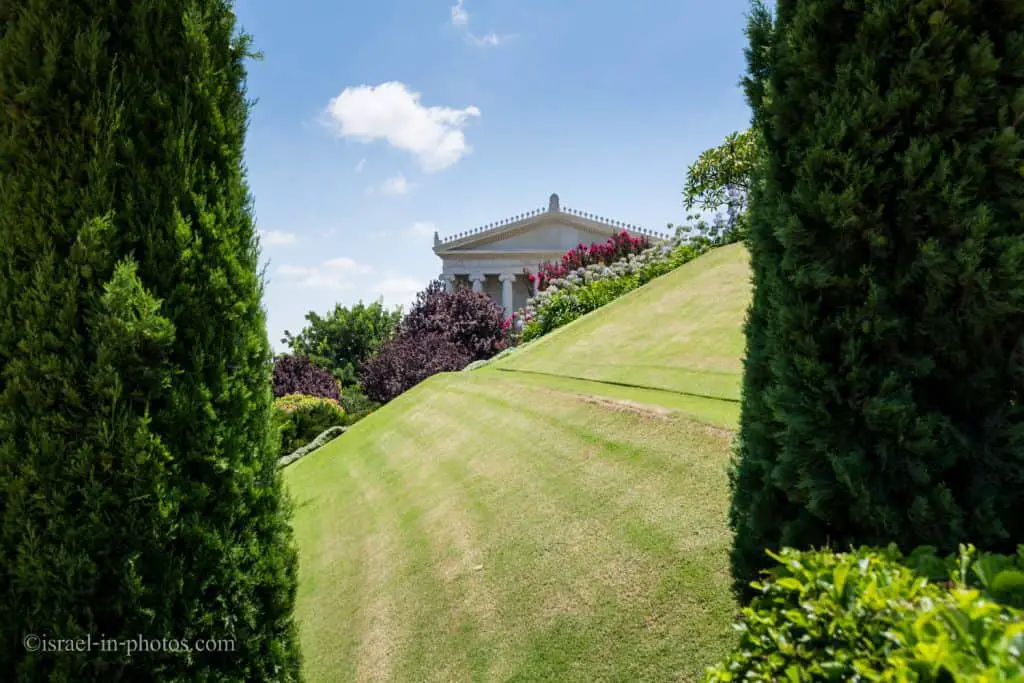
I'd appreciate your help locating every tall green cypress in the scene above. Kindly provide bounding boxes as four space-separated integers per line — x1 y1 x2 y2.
0 1 302 680
730 0 1024 599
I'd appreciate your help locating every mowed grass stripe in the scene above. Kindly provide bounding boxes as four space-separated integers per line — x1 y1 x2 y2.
425 381 685 680
287 453 367 681
399 376 660 678
287 365 739 681
382 407 504 681
287 407 447 682
441 373 738 679
286 427 411 682
451 374 732 562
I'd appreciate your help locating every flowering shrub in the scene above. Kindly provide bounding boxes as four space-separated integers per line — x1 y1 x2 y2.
525 230 650 291
517 239 708 342
272 354 342 402
271 393 347 457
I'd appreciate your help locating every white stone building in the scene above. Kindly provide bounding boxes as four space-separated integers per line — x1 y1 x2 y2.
433 193 669 317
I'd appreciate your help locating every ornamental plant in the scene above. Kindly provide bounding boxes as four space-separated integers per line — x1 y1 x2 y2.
272 353 342 402
359 332 473 404
518 241 706 341
704 545 1024 681
272 394 347 457
357 280 508 403
399 280 507 360
0 2 301 680
526 230 651 290
729 0 1024 600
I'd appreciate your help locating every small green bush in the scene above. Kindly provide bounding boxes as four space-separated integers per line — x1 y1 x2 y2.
272 394 347 457
338 387 379 426
705 545 1024 682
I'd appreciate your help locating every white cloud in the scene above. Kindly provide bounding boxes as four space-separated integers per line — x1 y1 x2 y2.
449 0 509 48
277 265 311 276
408 221 436 238
323 256 374 274
373 275 426 307
450 0 469 26
324 82 480 172
260 230 297 246
379 174 410 196
469 32 502 47
276 257 373 289
355 157 366 173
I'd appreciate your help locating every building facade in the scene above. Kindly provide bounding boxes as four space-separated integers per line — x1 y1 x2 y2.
432 193 668 317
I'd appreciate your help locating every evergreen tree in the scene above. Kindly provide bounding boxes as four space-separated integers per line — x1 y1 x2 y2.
0 1 302 680
730 0 1024 599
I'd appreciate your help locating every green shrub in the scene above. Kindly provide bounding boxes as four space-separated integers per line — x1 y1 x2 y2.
272 394 347 457
338 386 379 426
0 2 301 680
730 0 1024 598
278 426 347 468
705 545 1024 682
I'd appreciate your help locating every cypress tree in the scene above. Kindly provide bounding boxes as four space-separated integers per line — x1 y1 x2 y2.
730 0 1024 599
0 1 302 680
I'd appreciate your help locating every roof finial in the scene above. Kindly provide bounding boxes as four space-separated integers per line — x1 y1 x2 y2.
548 193 560 212
433 230 440 246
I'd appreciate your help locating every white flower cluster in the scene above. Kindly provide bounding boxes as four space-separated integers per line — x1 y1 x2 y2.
516 237 687 323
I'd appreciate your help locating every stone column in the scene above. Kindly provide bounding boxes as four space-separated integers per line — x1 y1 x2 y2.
532 276 540 297
469 273 485 293
499 273 516 317
440 274 455 293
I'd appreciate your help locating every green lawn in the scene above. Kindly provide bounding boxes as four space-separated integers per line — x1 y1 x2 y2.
285 243 752 682
494 242 750 402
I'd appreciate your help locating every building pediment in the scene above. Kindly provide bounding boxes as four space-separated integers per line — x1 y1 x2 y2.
432 193 669 256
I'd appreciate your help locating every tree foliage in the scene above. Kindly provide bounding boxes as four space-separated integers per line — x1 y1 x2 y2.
399 281 507 362
0 2 301 680
359 332 473 404
281 299 402 385
682 128 760 245
729 0 1024 601
272 354 342 401
358 281 506 403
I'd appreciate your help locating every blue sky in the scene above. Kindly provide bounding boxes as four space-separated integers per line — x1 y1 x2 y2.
233 0 755 351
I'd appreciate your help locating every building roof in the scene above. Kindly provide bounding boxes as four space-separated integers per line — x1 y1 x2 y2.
432 193 670 255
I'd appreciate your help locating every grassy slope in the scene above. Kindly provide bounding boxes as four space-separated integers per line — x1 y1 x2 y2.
286 243 752 682
494 242 750 404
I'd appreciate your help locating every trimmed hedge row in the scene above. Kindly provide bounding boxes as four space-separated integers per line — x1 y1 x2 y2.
705 545 1024 681
278 426 347 468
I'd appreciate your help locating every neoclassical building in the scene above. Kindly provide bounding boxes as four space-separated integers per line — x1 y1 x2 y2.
433 193 668 317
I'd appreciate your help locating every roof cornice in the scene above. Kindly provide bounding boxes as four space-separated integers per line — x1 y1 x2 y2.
432 193 670 254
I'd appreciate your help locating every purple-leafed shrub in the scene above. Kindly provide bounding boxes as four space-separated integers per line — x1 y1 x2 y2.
359 332 472 404
400 280 507 361
272 354 341 401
